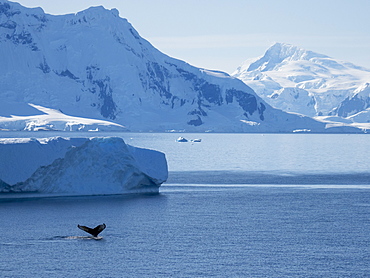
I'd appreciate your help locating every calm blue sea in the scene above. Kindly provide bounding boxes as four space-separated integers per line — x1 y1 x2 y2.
1 133 370 277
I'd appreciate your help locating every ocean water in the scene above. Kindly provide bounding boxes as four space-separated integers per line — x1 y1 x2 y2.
1 133 370 277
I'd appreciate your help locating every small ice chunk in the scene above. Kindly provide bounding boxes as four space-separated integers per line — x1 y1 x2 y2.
176 137 188 142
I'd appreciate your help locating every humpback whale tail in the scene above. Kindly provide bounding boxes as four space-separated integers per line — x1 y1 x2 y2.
78 223 106 237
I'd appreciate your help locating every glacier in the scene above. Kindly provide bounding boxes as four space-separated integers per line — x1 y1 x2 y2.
0 0 360 133
0 137 168 195
233 43 370 122
0 101 127 131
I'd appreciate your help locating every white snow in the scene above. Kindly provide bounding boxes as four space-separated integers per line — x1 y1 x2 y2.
240 120 260 126
233 43 370 118
0 102 126 131
175 137 202 143
0 137 168 195
176 137 188 142
200 69 231 78
314 115 370 132
348 108 370 123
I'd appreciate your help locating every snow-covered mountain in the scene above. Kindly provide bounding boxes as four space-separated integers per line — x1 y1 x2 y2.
0 0 368 132
233 43 370 119
0 1 362 132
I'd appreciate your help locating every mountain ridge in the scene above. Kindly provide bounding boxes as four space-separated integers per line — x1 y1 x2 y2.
0 1 363 132
233 43 370 120
245 43 330 72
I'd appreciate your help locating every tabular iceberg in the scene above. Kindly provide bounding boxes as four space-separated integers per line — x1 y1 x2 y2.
0 137 168 195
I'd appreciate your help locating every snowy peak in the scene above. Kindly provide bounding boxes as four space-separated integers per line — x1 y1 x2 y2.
235 42 367 75
1 1 119 21
67 6 126 32
76 5 120 17
0 0 161 122
233 43 370 119
242 43 329 72
0 0 44 15
235 42 370 77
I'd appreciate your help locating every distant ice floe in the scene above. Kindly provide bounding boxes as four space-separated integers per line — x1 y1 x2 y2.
176 137 188 142
0 137 168 196
176 137 202 143
293 129 311 133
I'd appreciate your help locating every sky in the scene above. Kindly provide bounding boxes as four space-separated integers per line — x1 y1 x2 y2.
14 0 370 74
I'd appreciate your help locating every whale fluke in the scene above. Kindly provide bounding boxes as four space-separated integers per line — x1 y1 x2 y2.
78 223 106 237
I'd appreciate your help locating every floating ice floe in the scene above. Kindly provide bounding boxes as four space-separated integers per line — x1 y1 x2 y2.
0 137 168 196
176 137 188 142
176 137 202 143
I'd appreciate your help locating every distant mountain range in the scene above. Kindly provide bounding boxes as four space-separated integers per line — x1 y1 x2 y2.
0 1 364 132
233 43 370 126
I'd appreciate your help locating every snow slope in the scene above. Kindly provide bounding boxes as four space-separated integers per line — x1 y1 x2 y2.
332 83 370 118
0 101 126 131
233 43 370 119
0 1 355 133
0 137 168 195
